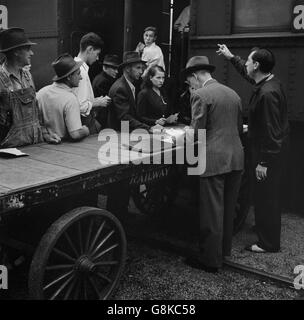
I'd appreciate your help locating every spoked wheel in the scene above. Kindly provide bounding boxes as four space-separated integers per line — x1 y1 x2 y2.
29 207 126 300
131 179 178 216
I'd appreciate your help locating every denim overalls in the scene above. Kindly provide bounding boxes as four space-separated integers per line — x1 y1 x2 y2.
0 69 44 148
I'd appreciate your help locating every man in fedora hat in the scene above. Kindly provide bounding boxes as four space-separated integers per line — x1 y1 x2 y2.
37 54 89 141
107 51 162 221
74 32 111 134
183 56 244 272
92 54 120 128
108 51 155 131
0 27 60 147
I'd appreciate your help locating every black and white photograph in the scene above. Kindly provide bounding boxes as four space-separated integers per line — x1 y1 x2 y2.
0 0 303 306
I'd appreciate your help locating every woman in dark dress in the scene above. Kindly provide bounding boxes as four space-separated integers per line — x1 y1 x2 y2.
137 65 178 126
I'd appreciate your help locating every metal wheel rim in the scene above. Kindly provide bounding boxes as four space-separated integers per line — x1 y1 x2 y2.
29 207 126 300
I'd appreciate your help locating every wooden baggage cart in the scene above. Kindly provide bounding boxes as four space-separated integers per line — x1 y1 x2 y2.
0 128 250 300
0 132 180 300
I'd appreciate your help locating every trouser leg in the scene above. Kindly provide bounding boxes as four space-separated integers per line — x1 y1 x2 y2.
199 175 225 268
254 158 283 252
222 170 243 256
106 180 130 220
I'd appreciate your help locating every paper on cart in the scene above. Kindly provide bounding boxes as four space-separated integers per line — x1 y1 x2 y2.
163 127 186 145
0 148 28 157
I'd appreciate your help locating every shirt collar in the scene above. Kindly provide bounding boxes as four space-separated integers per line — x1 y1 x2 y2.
53 82 73 92
2 63 23 80
75 56 89 71
124 75 135 92
145 42 156 48
203 78 216 87
253 74 274 93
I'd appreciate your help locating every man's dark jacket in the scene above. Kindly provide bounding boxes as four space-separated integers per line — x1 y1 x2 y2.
92 71 116 128
108 75 150 131
231 56 289 167
92 71 115 98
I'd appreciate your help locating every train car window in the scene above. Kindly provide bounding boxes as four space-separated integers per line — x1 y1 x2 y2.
233 0 293 33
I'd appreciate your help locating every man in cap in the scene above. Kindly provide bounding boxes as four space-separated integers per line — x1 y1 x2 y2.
92 54 120 128
74 32 111 134
183 56 244 272
37 54 89 141
0 27 60 147
108 51 155 131
217 44 289 253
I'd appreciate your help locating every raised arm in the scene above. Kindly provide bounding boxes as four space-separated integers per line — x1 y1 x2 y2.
217 44 255 84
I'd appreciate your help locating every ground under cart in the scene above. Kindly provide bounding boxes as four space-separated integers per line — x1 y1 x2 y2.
0 129 250 300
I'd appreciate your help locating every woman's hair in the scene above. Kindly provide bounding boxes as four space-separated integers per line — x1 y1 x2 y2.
142 65 165 89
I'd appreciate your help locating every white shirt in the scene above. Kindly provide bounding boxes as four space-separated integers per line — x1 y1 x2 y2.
73 56 94 117
37 83 83 138
124 75 136 100
142 43 165 71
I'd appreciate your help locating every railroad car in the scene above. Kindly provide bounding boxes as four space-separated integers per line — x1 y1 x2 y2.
1 0 303 210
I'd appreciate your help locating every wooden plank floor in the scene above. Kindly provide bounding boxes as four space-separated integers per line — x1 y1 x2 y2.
0 135 120 195
0 130 184 197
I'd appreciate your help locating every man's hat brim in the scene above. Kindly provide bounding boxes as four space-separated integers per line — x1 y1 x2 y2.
0 41 37 53
52 60 83 81
119 58 146 69
181 64 216 78
103 62 120 68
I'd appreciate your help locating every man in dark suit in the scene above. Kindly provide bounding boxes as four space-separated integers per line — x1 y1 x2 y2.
217 45 289 253
92 55 120 128
108 51 151 131
107 52 160 220
183 56 244 272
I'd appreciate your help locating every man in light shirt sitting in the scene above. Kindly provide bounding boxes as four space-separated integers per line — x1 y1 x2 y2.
74 32 111 133
37 54 89 141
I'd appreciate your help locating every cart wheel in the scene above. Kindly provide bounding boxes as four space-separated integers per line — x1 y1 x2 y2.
131 179 177 216
29 207 126 300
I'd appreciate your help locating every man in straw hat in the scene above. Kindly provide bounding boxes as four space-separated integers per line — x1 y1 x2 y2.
92 54 120 128
183 56 244 272
0 27 60 147
108 51 161 132
37 54 89 141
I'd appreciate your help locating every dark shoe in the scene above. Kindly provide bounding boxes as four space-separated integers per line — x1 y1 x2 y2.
184 256 218 273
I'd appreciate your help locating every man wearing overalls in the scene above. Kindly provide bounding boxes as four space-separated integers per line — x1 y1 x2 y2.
0 27 60 148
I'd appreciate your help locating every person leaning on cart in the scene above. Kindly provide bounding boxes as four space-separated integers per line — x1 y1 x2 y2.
92 54 120 128
0 27 60 148
37 54 90 141
183 56 244 273
137 65 179 127
74 33 111 134
108 51 162 132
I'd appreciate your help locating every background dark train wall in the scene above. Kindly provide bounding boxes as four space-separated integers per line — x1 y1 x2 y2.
2 0 182 87
188 0 304 212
